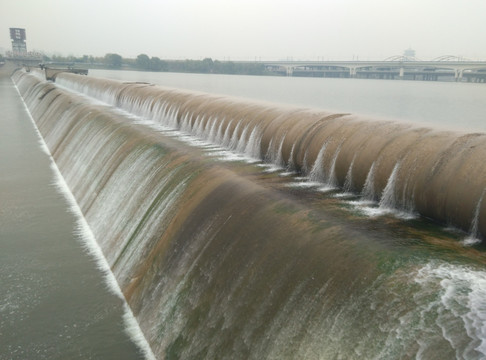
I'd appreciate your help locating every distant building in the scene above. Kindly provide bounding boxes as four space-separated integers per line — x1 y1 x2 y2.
6 28 42 62
403 48 416 59
10 28 27 54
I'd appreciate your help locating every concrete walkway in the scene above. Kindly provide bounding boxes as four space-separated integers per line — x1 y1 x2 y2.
0 76 145 359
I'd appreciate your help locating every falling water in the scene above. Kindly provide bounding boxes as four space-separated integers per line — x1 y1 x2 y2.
244 126 263 159
379 163 401 210
13 70 486 360
343 155 356 193
361 162 377 202
324 145 341 189
274 135 287 168
286 143 296 172
464 189 486 246
308 143 328 182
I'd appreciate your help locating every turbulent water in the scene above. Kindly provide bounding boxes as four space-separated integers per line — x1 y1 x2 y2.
12 70 486 359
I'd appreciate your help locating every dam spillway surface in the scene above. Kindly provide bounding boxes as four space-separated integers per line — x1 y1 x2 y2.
6 70 486 359
0 76 149 359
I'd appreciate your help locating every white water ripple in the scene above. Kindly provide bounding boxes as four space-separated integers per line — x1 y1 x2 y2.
414 263 486 359
14 84 156 360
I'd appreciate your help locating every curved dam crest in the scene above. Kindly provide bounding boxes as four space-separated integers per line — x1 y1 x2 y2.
54 71 486 236
12 70 486 359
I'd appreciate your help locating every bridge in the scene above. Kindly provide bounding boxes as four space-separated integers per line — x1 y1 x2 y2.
40 65 88 81
240 56 486 82
0 53 43 78
0 57 88 80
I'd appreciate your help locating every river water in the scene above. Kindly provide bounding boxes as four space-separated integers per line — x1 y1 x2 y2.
91 69 486 133
4 69 486 359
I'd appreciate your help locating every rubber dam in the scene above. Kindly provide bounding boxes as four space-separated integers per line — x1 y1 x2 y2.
10 69 486 359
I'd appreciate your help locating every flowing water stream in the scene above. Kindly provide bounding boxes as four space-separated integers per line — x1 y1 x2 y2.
6 69 486 359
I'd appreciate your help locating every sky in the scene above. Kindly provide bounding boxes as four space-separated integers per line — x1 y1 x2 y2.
1 0 485 61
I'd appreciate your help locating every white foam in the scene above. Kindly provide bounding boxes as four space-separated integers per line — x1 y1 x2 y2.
257 163 285 173
345 197 417 219
286 181 322 188
463 236 482 247
333 192 355 199
278 171 296 177
317 185 338 193
14 83 156 360
346 199 377 207
415 263 486 357
356 205 417 220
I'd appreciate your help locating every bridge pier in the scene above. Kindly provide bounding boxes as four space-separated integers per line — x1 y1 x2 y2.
260 60 486 82
454 69 464 82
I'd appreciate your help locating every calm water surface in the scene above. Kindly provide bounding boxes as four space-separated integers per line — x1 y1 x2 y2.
91 69 486 133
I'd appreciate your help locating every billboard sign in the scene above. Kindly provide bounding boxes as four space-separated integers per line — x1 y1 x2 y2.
10 28 26 41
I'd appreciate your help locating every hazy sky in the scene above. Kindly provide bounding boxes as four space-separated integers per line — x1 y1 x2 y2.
1 0 485 61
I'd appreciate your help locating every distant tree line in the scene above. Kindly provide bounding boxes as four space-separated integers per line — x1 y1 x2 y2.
39 53 271 76
134 54 167 71
166 58 268 75
132 54 268 75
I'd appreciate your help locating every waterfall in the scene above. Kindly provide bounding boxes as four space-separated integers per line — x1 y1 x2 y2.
343 155 356 193
325 145 341 188
13 70 486 360
236 125 250 153
379 163 401 210
361 162 377 202
308 143 328 182
207 117 219 143
464 189 486 245
214 117 226 144
274 135 287 167
52 72 486 235
166 104 180 128
264 137 274 163
221 119 234 147
244 126 263 160
227 122 241 150
193 114 204 137
179 111 191 132
286 143 296 172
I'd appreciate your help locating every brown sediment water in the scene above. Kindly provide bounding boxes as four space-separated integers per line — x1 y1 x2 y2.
53 71 486 235
11 70 486 359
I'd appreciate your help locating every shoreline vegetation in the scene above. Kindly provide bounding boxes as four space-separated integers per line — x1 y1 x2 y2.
39 53 273 76
17 52 485 81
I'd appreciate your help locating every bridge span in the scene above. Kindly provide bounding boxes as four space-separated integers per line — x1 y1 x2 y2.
238 59 486 82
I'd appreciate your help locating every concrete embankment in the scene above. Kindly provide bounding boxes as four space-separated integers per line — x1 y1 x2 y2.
0 75 147 359
0 61 22 78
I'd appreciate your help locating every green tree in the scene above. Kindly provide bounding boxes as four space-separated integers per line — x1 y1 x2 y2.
213 60 236 74
150 56 167 71
104 53 122 68
136 54 151 70
202 57 214 73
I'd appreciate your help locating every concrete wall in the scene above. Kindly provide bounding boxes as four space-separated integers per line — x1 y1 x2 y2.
0 60 22 78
